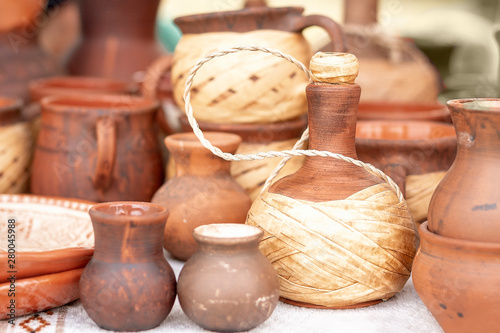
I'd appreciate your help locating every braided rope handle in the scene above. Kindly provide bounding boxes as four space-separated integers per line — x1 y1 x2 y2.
183 45 404 202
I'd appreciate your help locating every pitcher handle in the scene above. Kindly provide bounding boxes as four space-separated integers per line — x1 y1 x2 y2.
93 116 116 191
292 14 346 52
141 55 175 135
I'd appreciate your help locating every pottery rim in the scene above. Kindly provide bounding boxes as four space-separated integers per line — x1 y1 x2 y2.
89 202 169 225
357 102 450 121
447 98 500 113
193 223 264 246
166 132 242 152
40 94 159 114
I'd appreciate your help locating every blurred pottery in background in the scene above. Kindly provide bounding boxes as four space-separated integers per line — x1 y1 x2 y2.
31 94 164 202
80 202 176 331
178 224 280 332
356 120 456 224
428 99 500 243
357 102 451 123
412 222 500 333
152 132 252 261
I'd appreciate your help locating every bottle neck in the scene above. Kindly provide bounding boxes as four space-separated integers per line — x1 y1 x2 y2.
170 146 232 177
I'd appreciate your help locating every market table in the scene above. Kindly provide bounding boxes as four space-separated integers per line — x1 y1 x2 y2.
1 255 442 333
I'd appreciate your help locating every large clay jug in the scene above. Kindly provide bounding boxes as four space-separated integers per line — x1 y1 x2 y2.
246 53 417 308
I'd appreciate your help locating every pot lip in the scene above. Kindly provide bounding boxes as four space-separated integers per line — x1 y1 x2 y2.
166 131 242 151
40 94 159 114
447 98 500 113
355 120 456 146
193 223 263 245
89 201 169 224
420 221 500 252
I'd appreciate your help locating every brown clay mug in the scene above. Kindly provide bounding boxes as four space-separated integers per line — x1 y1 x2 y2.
31 94 164 202
178 223 280 332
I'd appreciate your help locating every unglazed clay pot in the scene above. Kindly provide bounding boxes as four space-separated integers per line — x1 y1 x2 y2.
412 222 500 332
80 202 176 331
356 120 456 223
31 94 164 202
428 99 500 243
67 0 164 83
357 102 451 123
178 115 307 200
152 132 252 261
247 53 417 308
178 223 280 332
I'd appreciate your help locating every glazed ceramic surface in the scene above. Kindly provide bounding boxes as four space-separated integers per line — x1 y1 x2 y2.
428 99 500 242
178 223 279 332
152 132 252 261
80 202 176 331
31 94 164 202
413 222 500 332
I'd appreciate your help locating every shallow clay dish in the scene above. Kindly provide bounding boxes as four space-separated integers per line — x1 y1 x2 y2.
0 194 94 281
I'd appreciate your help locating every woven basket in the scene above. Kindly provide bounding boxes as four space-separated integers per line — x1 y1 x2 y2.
405 171 446 224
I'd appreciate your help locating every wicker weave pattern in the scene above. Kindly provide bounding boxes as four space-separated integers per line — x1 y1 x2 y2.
247 183 417 307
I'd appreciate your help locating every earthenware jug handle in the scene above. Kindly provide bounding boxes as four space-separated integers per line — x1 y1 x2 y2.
93 116 116 190
291 14 346 52
141 55 175 135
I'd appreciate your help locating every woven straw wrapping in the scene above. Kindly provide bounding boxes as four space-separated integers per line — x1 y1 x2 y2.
405 171 446 224
0 121 33 193
246 183 417 307
172 30 311 124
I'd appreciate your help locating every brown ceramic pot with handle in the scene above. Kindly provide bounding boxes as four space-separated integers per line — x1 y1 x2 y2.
356 120 456 223
152 132 252 261
31 94 164 202
80 202 176 331
428 99 500 243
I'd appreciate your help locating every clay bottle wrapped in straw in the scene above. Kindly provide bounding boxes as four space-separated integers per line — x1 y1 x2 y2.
246 52 418 308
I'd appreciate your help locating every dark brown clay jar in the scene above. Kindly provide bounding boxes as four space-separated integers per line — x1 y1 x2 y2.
357 102 451 123
31 94 164 202
412 222 500 332
178 223 280 332
152 132 252 261
428 99 500 243
355 120 456 223
67 0 164 82
80 202 176 331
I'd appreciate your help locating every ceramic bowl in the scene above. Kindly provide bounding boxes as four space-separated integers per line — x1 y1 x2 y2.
357 102 451 123
413 222 500 332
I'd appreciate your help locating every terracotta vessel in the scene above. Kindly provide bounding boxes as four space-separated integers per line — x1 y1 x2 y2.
342 0 440 103
177 115 307 200
0 0 64 101
67 0 164 83
0 97 34 193
247 53 417 308
356 120 456 223
152 132 252 261
428 99 500 243
178 223 280 332
80 202 176 331
31 94 164 202
357 102 451 123
155 3 345 125
412 222 500 332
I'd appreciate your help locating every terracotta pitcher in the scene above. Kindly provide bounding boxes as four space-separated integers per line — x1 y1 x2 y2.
246 53 417 308
80 202 176 331
31 94 164 202
178 223 279 332
428 99 500 243
152 132 252 261
67 0 164 83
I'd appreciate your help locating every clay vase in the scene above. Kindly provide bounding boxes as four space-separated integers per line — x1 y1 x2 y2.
67 0 164 83
168 4 345 125
0 97 33 193
246 53 417 308
152 132 252 261
178 223 280 332
80 202 176 331
356 120 456 223
412 222 500 332
0 0 64 102
357 102 451 123
177 115 307 201
428 99 500 243
31 94 164 202
342 0 440 103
